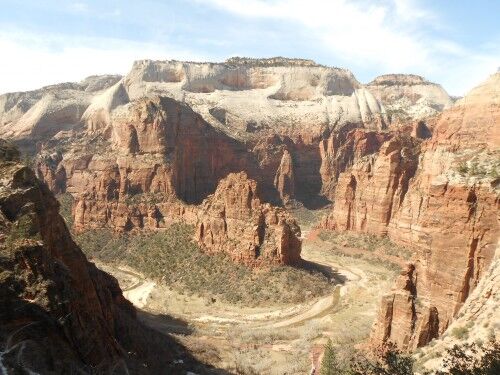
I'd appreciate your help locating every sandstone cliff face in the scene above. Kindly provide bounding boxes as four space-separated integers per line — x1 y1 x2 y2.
417 249 500 372
366 74 453 121
1 58 394 147
196 172 301 266
33 96 302 266
0 75 121 140
119 58 386 140
2 58 455 215
321 133 420 233
45 96 254 233
274 149 295 204
319 128 391 200
322 74 499 350
0 140 188 374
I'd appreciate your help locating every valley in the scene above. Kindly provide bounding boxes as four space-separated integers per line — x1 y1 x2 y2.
91 208 402 374
0 55 498 374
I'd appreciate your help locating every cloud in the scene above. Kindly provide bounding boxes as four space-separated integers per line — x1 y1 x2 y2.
1 1 497 96
197 0 499 95
68 2 90 14
199 0 436 71
0 30 207 94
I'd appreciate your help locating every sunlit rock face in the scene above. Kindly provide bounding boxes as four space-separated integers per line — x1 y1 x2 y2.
366 74 454 122
196 172 302 266
1 57 498 355
321 74 500 350
31 95 301 266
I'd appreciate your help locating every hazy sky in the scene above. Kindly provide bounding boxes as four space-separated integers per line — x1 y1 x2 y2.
0 0 498 95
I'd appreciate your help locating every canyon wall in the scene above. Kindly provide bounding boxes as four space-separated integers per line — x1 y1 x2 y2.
35 96 302 266
0 139 195 374
322 73 500 350
1 58 496 354
1 58 451 212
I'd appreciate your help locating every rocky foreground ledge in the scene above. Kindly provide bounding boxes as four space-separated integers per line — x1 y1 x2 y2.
0 139 219 374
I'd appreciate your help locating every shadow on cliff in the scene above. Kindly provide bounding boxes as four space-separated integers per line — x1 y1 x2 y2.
165 98 330 209
300 259 347 284
291 140 332 210
137 310 194 335
133 309 232 375
0 296 230 375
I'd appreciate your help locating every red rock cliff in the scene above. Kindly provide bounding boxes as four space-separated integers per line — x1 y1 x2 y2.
196 172 302 266
0 139 198 374
35 97 301 266
322 74 500 350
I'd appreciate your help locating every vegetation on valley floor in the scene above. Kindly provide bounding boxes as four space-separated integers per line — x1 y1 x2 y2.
72 222 335 306
318 230 411 271
55 193 335 306
320 339 500 375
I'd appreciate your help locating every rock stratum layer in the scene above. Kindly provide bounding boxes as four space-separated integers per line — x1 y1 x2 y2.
196 172 301 266
322 73 500 350
1 57 497 357
366 74 453 121
1 57 451 210
33 96 302 266
0 140 206 374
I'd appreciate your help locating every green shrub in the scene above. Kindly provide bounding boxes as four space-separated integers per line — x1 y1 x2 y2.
57 193 74 227
320 339 346 375
434 339 500 375
458 162 469 176
75 224 335 306
451 326 470 340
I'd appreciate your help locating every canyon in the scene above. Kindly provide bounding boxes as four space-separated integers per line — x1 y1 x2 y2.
0 57 498 374
0 139 218 374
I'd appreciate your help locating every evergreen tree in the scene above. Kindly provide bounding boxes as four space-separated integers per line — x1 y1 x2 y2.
321 339 342 375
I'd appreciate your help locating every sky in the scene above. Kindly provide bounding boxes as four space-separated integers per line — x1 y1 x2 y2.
0 0 498 96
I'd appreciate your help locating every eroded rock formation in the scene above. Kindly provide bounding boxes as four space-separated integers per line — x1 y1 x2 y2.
0 75 121 140
322 73 500 350
366 74 453 121
2 58 496 355
274 149 295 204
33 96 301 266
319 128 392 200
0 140 200 374
196 172 301 266
321 134 421 234
418 249 500 372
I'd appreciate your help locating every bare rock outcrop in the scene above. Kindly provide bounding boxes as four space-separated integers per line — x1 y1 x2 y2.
367 74 453 121
321 134 420 234
319 128 391 200
417 249 500 372
84 58 388 143
274 149 296 204
196 172 301 266
0 140 195 374
34 96 301 266
321 73 499 350
0 75 121 140
2 58 455 211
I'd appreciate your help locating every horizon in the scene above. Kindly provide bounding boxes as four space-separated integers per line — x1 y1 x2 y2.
2 55 469 95
1 0 499 96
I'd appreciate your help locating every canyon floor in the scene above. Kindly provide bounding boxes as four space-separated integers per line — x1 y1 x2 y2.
95 208 403 374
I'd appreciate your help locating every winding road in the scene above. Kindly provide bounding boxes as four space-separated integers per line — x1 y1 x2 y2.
115 229 368 330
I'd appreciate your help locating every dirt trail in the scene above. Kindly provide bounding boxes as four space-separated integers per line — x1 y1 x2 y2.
117 230 367 329
95 208 396 374
101 265 157 309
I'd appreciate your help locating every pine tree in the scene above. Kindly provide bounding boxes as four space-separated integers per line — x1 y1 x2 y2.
320 338 341 375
